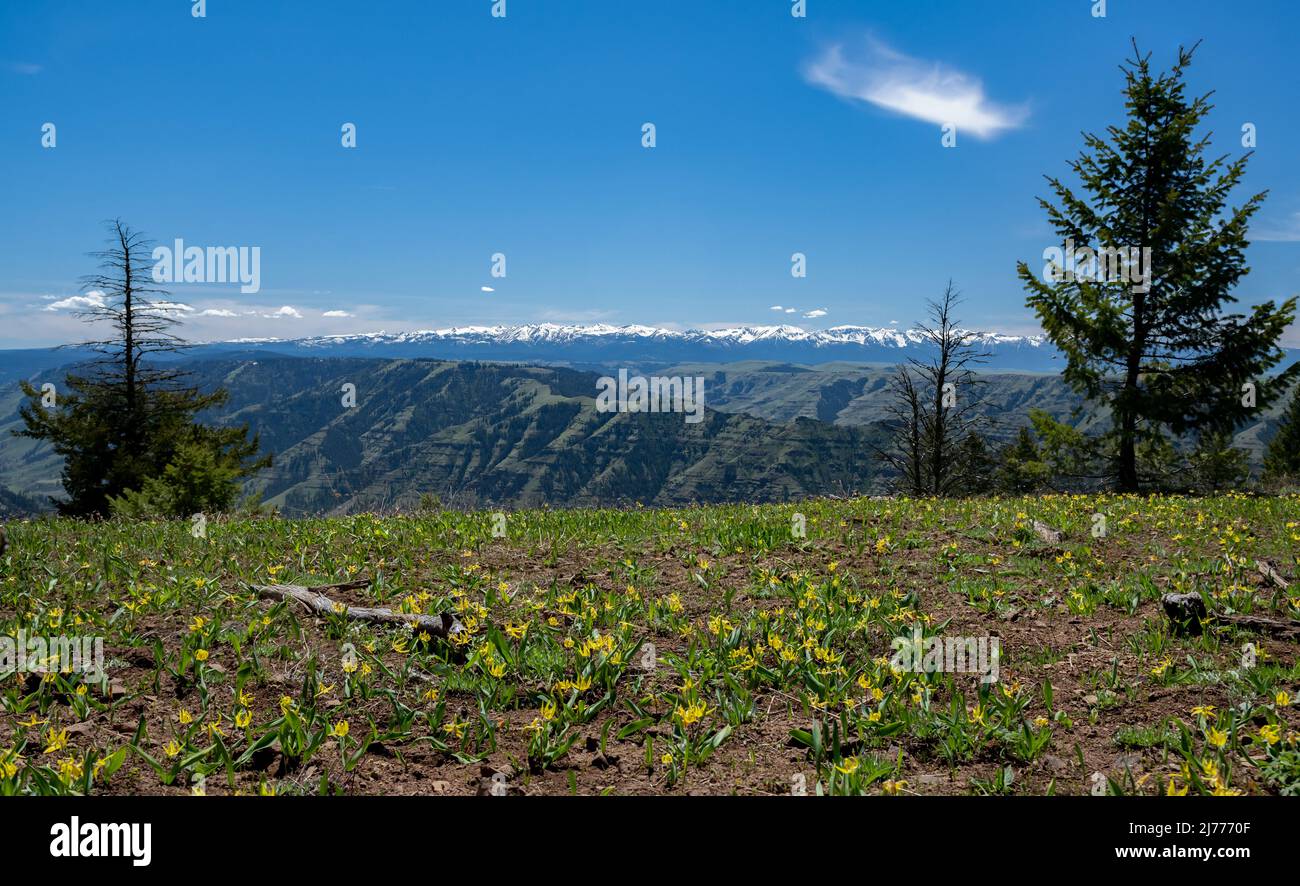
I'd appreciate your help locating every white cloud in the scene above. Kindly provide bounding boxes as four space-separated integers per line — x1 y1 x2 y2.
784 308 796 314
804 38 1027 140
44 291 105 312
322 309 353 318
803 308 828 319
263 305 302 319
43 292 196 315
770 305 785 311
481 286 495 293
199 308 238 318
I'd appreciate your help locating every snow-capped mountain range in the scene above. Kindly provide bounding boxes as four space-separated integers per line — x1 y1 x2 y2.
214 323 1059 370
6 322 1296 389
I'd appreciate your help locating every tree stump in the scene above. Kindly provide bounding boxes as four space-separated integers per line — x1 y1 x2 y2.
1161 593 1206 636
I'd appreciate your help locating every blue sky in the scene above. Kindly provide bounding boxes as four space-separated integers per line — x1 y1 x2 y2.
1 0 1298 348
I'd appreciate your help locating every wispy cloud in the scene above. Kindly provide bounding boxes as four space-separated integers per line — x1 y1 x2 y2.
154 301 194 314
803 308 828 319
1254 212 1300 243
537 308 619 324
322 309 353 318
6 61 43 75
803 38 1027 140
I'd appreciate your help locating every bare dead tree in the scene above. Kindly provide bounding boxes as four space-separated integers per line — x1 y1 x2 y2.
876 282 992 496
909 282 991 496
75 219 191 407
874 365 927 495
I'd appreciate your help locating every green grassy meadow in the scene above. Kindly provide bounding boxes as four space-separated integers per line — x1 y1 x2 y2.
2 494 1298 795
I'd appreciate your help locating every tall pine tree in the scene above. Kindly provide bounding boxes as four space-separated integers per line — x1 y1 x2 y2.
1017 43 1297 491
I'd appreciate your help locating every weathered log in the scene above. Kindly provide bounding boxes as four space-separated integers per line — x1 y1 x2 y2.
248 581 462 638
1217 613 1300 639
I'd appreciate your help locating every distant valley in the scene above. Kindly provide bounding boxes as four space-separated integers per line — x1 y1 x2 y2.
0 357 888 515
2 338 1294 515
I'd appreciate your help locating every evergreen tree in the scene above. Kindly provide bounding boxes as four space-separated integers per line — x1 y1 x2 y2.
1017 43 1297 491
15 220 269 516
997 426 1051 494
1188 428 1250 493
954 431 996 495
1263 384 1300 480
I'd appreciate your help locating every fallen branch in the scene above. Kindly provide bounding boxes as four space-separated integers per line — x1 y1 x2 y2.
248 581 463 638
1256 560 1290 590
